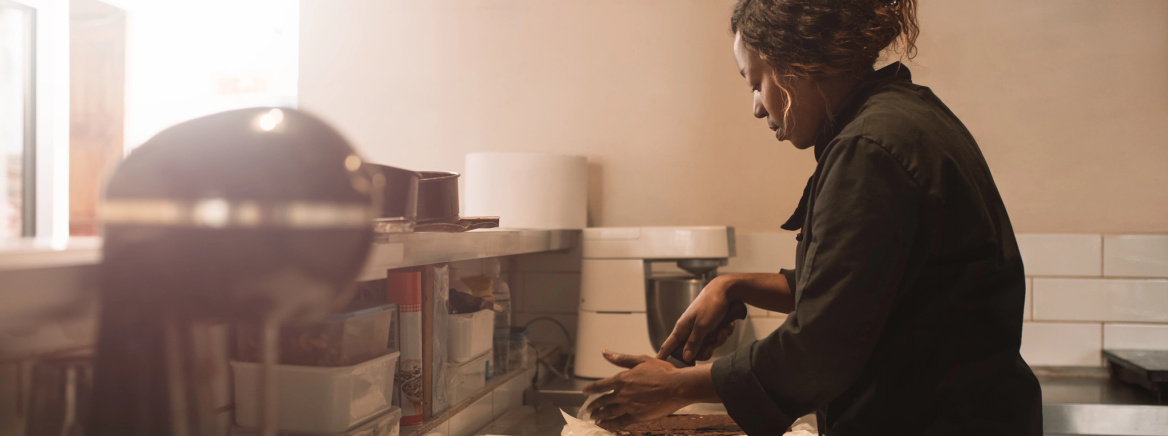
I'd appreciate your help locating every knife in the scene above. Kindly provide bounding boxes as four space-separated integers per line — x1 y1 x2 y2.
665 300 748 367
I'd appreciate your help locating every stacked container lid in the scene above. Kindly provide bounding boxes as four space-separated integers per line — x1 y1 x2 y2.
231 407 402 436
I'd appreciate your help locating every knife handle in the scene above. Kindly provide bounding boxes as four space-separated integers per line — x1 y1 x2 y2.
669 300 748 366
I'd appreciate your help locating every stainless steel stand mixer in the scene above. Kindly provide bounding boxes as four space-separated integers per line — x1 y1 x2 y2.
574 227 739 379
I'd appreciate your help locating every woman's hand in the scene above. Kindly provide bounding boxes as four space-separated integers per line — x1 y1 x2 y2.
655 276 737 362
581 351 717 429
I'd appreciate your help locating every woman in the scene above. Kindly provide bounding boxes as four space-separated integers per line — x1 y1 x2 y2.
582 0 1044 434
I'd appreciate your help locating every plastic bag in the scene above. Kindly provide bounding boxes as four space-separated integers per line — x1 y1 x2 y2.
785 413 817 436
561 393 614 436
560 394 815 436
561 409 617 436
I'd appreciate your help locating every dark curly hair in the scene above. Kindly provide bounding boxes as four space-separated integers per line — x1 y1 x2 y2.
731 0 919 78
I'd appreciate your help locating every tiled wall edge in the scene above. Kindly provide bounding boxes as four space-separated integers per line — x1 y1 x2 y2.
1102 234 1168 278
1016 233 1102 277
1030 277 1168 323
1020 321 1104 367
1016 232 1168 279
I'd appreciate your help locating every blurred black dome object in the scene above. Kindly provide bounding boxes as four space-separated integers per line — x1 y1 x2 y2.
99 107 377 321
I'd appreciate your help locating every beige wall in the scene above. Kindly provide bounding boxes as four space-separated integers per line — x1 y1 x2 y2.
913 0 1168 233
300 0 1168 234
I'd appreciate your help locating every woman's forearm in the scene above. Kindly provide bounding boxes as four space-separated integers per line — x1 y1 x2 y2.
717 273 795 314
676 364 721 404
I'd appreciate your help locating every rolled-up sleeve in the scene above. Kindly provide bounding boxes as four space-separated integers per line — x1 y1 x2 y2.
712 138 921 435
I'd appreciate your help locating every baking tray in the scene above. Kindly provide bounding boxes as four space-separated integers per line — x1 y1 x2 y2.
1103 349 1168 403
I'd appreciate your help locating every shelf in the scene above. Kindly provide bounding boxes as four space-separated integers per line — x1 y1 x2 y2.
0 229 577 327
357 229 579 281
402 365 535 436
0 237 101 272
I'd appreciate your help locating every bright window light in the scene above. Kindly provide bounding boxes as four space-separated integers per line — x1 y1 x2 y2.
106 0 299 150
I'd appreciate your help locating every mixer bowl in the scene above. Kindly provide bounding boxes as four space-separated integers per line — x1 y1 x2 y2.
645 276 706 352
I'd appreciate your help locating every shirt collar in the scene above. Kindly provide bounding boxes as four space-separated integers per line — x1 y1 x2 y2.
812 62 912 161
781 62 913 231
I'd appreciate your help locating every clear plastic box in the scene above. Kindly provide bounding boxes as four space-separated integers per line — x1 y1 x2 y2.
231 407 402 436
443 351 490 407
237 301 396 367
508 325 530 371
447 309 495 363
232 350 400 433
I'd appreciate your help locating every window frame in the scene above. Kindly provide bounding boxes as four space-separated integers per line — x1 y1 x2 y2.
3 0 67 240
0 0 37 237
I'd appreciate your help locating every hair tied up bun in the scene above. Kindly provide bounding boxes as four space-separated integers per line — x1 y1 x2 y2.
730 0 919 77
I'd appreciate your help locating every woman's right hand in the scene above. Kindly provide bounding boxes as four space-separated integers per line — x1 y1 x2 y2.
655 275 738 362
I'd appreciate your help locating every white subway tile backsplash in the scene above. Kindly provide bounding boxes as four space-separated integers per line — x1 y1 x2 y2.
1104 235 1168 278
722 232 798 274
512 313 577 352
448 392 493 436
520 273 581 314
1033 278 1168 322
1024 278 1033 320
1020 322 1102 366
1016 234 1102 277
492 374 527 419
508 272 525 313
1103 323 1168 350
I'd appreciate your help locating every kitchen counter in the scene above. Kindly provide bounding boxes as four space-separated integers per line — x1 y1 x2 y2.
475 405 576 436
1036 367 1168 435
476 404 737 436
1038 367 1161 406
522 369 1168 436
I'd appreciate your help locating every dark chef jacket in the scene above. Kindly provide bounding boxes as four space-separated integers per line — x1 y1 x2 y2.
710 63 1043 436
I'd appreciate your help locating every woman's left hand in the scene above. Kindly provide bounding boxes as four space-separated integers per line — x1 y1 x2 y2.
581 350 697 429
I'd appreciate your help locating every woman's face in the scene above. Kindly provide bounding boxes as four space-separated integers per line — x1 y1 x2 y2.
733 32 828 150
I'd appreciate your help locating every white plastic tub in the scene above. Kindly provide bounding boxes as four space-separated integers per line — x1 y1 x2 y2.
443 351 490 406
231 407 402 436
447 309 495 363
232 350 400 433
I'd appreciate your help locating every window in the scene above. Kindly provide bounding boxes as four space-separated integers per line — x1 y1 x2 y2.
1 0 299 239
0 0 35 238
65 0 299 236
119 0 299 151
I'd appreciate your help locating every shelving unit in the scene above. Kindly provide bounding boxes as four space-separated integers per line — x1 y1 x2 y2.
0 229 579 330
358 229 579 280
402 365 534 436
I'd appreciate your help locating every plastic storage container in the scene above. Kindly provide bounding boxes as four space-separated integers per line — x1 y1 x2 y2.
443 351 490 407
447 309 495 363
507 325 530 371
490 276 511 377
237 301 396 367
232 350 400 433
231 407 402 436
